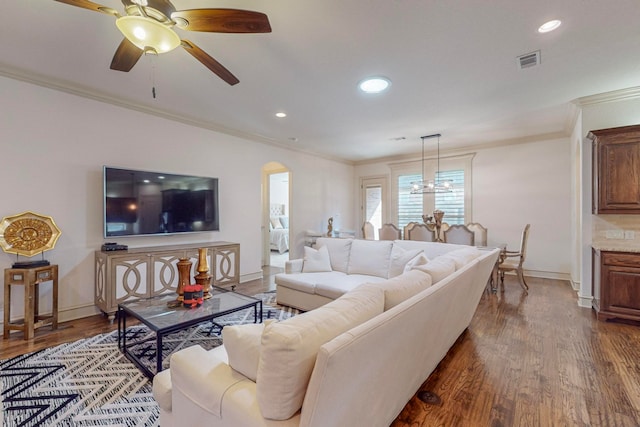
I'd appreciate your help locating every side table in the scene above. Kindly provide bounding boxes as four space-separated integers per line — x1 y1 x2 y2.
3 264 58 340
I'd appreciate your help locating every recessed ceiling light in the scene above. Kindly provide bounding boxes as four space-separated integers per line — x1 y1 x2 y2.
358 77 391 94
275 112 287 118
538 19 561 33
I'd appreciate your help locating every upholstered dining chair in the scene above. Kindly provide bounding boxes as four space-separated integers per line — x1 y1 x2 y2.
362 221 375 240
498 224 531 292
403 222 419 240
406 223 436 242
466 222 488 246
378 223 401 241
443 224 475 245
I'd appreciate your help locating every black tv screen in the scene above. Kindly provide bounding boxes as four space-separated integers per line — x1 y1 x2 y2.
103 166 219 237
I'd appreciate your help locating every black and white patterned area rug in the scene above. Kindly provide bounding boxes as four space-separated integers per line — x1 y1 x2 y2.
0 292 299 427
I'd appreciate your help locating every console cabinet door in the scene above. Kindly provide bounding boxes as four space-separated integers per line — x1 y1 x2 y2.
95 242 239 321
590 124 640 214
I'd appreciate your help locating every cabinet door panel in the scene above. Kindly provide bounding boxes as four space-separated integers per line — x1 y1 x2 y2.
602 143 640 208
603 266 640 316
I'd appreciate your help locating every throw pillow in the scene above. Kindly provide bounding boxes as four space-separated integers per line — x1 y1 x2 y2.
256 284 385 420
411 256 456 284
302 245 332 272
222 320 275 382
279 216 289 229
270 217 283 229
388 245 425 278
404 253 429 273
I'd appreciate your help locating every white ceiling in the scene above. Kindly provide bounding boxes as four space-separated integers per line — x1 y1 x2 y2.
3 0 640 162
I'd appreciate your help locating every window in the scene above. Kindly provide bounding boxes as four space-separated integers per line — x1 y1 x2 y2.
391 154 473 229
397 174 423 230
435 170 465 225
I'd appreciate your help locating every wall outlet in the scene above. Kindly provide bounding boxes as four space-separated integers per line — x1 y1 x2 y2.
606 230 624 239
624 230 635 240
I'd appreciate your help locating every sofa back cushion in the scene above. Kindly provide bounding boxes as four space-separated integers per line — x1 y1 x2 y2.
372 269 433 310
347 239 394 278
256 284 385 420
411 256 457 284
316 237 352 273
438 247 482 270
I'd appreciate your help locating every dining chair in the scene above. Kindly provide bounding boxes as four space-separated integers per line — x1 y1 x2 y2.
406 223 436 242
466 222 488 246
498 224 531 292
403 222 419 240
443 224 475 245
379 223 401 241
362 221 375 240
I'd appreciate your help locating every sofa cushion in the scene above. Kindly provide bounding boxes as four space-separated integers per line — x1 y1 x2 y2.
314 274 388 299
152 369 172 412
438 247 481 270
222 320 275 382
256 284 385 420
411 256 456 284
302 245 332 273
275 271 347 294
388 245 426 278
392 240 469 259
316 238 352 273
372 269 433 310
347 239 394 278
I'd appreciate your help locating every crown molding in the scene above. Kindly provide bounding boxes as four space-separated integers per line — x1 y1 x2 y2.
574 86 640 107
354 130 568 166
0 64 353 166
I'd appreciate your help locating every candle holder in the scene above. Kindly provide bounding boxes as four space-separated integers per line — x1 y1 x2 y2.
194 247 213 299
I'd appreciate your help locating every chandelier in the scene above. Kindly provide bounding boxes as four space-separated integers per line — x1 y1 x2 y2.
410 133 453 194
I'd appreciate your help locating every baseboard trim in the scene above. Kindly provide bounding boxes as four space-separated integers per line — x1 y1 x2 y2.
520 269 571 281
577 293 594 308
240 271 263 283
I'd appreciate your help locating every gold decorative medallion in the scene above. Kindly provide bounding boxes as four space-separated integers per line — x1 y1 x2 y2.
0 211 62 257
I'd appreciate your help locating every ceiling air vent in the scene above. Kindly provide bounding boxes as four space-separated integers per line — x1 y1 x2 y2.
517 50 541 69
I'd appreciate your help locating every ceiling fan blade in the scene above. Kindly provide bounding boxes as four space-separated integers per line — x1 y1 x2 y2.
181 40 239 85
54 0 119 16
110 38 144 72
172 9 271 33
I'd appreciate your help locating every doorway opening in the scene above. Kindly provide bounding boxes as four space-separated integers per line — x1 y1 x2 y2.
262 162 290 269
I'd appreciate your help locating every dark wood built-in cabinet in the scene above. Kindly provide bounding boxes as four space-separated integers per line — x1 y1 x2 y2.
592 249 640 322
590 124 640 214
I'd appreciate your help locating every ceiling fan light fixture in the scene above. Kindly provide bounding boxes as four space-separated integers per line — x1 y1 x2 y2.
116 16 180 54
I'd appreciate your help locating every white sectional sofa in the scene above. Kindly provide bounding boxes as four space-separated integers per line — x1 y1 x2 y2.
152 238 500 427
275 237 476 311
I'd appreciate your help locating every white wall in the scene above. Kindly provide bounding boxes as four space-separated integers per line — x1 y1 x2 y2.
0 76 354 322
355 137 573 277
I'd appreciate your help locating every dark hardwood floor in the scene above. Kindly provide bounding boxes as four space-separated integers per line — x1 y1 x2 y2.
2 268 639 426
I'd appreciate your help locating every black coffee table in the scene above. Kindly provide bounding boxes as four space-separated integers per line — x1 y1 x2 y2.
117 287 262 378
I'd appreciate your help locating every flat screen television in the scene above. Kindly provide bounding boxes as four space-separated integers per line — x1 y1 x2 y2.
103 166 219 237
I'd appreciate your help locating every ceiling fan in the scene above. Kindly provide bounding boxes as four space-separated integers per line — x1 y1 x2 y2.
54 0 272 85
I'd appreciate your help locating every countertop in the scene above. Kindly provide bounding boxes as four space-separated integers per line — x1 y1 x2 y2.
591 243 640 253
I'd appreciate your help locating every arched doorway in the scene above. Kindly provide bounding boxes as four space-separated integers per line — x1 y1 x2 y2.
262 162 291 268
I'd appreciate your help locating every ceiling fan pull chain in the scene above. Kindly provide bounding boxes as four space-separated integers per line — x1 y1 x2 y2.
148 52 157 99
